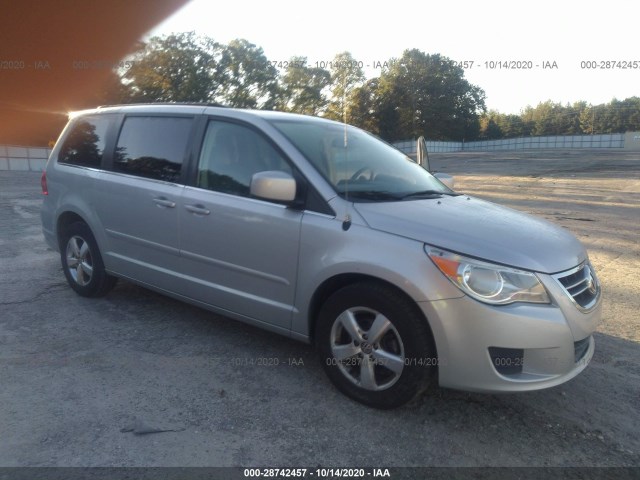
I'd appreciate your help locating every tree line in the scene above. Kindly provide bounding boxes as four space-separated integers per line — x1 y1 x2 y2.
101 32 640 143
479 98 640 140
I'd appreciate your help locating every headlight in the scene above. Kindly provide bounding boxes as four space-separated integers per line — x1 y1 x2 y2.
425 246 550 305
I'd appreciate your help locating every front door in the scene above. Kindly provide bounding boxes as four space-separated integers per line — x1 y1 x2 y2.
178 119 302 329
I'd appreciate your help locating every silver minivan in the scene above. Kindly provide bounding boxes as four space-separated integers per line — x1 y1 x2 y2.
41 104 601 409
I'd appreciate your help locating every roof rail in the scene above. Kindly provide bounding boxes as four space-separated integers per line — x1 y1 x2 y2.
97 102 228 108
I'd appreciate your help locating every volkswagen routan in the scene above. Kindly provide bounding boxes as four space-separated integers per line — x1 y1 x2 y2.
41 104 601 409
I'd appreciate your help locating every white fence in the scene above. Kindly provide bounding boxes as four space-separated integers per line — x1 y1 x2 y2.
465 133 624 151
394 132 629 155
0 145 52 172
394 139 461 153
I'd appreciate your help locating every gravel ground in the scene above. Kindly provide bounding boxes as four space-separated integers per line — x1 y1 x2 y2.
0 150 638 469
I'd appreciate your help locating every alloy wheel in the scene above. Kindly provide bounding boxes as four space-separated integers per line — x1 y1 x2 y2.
65 235 93 286
330 306 405 391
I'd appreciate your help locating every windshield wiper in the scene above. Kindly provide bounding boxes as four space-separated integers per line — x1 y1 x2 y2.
340 189 460 201
398 189 451 200
340 190 402 201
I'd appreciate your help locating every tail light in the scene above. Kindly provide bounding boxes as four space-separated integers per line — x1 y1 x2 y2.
41 170 48 195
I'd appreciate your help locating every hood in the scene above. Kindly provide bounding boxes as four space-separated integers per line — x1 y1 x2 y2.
353 195 586 274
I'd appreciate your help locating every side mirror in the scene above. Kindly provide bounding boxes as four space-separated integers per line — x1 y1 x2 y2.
250 171 297 202
434 172 454 190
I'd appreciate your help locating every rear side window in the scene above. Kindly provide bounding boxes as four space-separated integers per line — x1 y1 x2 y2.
113 116 192 182
58 116 109 167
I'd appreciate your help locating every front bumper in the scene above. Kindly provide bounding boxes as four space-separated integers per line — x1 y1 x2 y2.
418 271 602 393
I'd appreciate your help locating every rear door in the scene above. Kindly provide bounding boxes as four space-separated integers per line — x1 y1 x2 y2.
178 118 303 329
94 114 196 291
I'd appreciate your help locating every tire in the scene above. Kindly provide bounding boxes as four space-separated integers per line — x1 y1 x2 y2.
60 221 117 297
316 281 436 409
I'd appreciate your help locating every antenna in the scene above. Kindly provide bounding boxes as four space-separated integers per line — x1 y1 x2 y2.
341 75 351 231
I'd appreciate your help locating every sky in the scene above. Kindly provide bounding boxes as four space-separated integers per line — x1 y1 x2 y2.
149 0 639 114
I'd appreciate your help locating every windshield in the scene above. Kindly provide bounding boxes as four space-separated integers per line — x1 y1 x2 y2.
269 118 454 201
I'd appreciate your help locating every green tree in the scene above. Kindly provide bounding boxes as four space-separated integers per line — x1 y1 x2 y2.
564 102 585 134
497 113 526 138
621 97 640 132
479 111 504 139
484 119 502 139
529 101 559 136
600 100 618 133
279 56 330 115
348 78 382 134
124 32 221 103
216 39 279 109
460 97 640 139
530 101 551 136
519 106 536 136
372 50 485 141
325 52 365 122
602 97 640 133
579 104 595 134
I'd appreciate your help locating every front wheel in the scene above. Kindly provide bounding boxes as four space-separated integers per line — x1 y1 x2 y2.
316 282 437 409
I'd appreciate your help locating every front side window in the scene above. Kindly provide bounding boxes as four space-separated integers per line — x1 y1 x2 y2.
113 116 192 182
197 121 292 197
59 116 109 167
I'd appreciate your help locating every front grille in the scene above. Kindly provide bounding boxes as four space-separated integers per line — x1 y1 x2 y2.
574 337 591 363
554 263 600 312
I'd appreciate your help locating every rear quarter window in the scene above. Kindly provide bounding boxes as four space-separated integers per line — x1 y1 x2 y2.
58 116 109 167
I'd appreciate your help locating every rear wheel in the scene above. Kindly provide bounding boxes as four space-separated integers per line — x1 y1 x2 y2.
60 222 117 297
316 282 436 409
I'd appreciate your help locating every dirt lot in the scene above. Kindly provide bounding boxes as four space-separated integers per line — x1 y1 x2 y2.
0 150 639 469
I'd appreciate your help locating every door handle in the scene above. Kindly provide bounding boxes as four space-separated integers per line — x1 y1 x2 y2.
153 197 176 208
185 204 211 216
